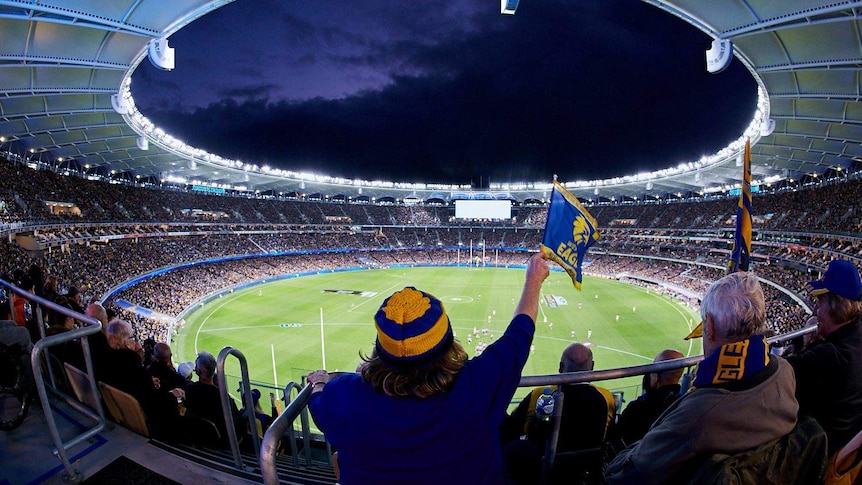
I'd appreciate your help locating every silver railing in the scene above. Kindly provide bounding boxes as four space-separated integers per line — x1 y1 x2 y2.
1 278 107 483
261 382 315 485
216 346 259 470
273 380 313 468
259 326 818 484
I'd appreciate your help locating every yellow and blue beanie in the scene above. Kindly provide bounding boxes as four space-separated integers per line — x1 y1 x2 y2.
374 287 453 367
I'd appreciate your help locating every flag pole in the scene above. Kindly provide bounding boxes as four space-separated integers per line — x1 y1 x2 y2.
728 138 752 274
271 344 278 389
319 307 326 369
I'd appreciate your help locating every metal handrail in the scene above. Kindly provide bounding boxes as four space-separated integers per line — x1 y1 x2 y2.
261 383 314 485
257 325 819 484
216 346 259 470
271 380 312 467
0 278 106 483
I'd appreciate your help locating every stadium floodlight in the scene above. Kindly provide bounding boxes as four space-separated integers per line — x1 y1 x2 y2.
706 38 733 73
501 0 519 15
148 38 175 71
136 136 149 151
111 93 130 115
760 118 776 137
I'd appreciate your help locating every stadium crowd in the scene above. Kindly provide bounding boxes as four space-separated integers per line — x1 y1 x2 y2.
1 154 860 482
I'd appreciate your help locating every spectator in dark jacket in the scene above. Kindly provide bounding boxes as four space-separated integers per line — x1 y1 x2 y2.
787 259 862 455
614 349 684 448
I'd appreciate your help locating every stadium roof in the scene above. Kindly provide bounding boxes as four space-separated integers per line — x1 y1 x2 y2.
1 1 860 202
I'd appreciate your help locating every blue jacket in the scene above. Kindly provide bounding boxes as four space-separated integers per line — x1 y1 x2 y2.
309 314 535 485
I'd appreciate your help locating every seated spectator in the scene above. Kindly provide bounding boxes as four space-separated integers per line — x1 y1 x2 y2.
141 337 157 367
606 272 799 483
177 361 194 384
65 286 84 315
84 302 110 365
96 319 181 439
45 297 77 337
502 343 616 484
147 342 188 391
183 350 239 443
786 259 862 455
239 389 278 438
44 298 83 368
612 349 684 448
12 276 38 343
306 252 549 484
42 274 58 304
0 319 35 395
0 319 32 354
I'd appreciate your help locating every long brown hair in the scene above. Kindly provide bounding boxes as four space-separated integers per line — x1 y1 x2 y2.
819 293 862 325
360 341 468 398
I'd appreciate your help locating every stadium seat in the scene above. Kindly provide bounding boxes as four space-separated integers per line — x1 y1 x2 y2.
180 414 222 448
98 381 149 437
825 427 862 485
63 362 100 411
541 386 611 484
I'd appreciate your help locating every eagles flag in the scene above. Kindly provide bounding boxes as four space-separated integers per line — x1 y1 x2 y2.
685 138 753 340
727 137 752 274
540 180 600 290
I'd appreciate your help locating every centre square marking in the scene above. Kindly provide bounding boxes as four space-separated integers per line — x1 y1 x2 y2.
441 296 474 303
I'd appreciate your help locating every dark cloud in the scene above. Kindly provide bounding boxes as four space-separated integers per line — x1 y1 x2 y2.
217 84 279 100
132 0 756 185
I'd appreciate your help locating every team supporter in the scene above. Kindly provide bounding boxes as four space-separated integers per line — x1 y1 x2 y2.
611 349 684 448
786 259 862 455
606 272 799 483
307 252 549 484
502 342 616 484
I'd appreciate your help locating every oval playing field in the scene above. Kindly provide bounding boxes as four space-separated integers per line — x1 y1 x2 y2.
173 266 702 402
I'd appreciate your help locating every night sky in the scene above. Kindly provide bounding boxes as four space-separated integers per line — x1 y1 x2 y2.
130 0 756 186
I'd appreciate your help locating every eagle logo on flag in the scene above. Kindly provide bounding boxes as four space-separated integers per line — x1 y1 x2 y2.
573 215 593 245
540 180 600 290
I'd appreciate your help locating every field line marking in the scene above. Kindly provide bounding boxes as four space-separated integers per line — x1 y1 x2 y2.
194 296 242 355
595 345 652 361
538 290 548 322
199 324 293 333
347 280 403 313
626 284 700 357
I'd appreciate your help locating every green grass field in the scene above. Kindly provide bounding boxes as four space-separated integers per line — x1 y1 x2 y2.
173 266 702 410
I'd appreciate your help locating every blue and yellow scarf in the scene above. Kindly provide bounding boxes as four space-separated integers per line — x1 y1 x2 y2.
692 334 770 388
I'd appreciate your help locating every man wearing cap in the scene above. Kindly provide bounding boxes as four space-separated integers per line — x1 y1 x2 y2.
606 271 798 484
787 259 862 455
307 252 549 485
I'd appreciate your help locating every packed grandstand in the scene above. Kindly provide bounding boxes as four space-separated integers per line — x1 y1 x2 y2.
4 153 858 345
3 0 862 484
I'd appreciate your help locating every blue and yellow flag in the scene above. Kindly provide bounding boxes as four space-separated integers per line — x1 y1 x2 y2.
540 180 600 290
728 138 752 274
686 139 754 341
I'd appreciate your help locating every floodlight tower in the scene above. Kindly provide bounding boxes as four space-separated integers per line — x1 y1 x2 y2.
501 0 519 15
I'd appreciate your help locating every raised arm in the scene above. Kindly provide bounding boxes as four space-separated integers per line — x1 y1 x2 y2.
514 252 550 322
